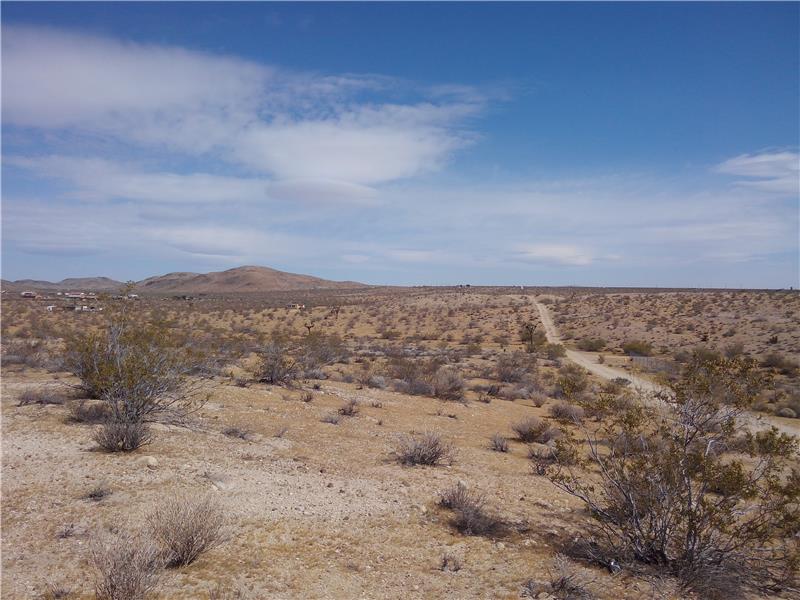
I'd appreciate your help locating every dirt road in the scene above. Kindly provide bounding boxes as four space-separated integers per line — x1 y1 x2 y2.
533 298 800 436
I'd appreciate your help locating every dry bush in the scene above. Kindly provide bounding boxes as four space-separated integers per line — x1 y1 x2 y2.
92 530 164 600
554 364 589 399
299 331 349 370
64 317 206 422
621 339 653 357
549 402 585 423
495 351 536 383
512 417 560 444
547 356 800 597
521 553 595 599
147 495 225 567
321 413 341 425
85 482 112 502
577 338 606 352
432 366 465 402
94 419 152 452
17 387 67 406
439 552 462 572
256 341 298 385
66 399 110 424
490 433 509 452
438 482 503 536
395 431 454 466
337 399 359 416
222 426 251 440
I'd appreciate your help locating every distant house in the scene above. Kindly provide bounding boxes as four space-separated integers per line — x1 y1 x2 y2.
20 291 37 298
286 303 305 310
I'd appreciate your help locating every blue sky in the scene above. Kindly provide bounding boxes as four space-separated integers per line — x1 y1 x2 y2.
2 2 798 287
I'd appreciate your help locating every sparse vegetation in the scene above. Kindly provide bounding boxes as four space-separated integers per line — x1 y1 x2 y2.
146 495 225 568
395 431 454 466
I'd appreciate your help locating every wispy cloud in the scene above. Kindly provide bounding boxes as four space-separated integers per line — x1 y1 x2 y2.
515 243 594 266
715 151 799 195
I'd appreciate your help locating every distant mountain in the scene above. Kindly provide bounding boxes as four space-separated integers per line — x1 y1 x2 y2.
3 266 366 294
2 276 124 292
137 265 366 293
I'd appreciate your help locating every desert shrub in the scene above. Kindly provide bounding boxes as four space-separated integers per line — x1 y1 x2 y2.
495 351 537 383
321 413 341 425
577 338 606 352
547 356 800 597
222 426 251 440
17 387 67 406
64 317 206 423
438 482 503 536
337 399 359 416
543 343 567 360
776 407 797 419
395 431 454 466
549 402 585 423
66 399 110 424
256 341 298 385
299 332 349 370
490 433 509 452
94 418 152 452
554 364 589 399
522 554 595 599
86 482 112 502
512 417 560 444
92 530 163 600
432 366 465 402
387 356 443 396
762 352 799 377
147 495 225 568
621 340 653 356
439 552 462 572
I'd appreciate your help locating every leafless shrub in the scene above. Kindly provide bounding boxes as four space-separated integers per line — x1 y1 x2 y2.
496 351 536 383
147 495 225 568
300 391 314 403
395 431 454 466
66 399 110 424
85 482 112 502
256 341 298 386
17 387 67 406
439 552 462 572
432 366 466 402
337 399 360 416
512 417 560 443
94 418 152 452
550 402 585 423
92 530 164 600
522 554 595 599
41 581 73 599
438 482 504 536
321 413 341 425
490 433 509 452
222 426 251 440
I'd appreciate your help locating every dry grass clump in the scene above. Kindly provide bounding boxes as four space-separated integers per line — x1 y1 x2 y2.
222 425 252 440
438 482 504 536
549 402 585 423
146 495 225 567
94 419 153 452
495 351 536 383
395 431 454 466
92 530 164 600
489 433 510 452
85 482 112 502
512 417 560 444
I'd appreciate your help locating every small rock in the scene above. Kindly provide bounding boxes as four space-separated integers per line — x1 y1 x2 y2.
137 456 158 469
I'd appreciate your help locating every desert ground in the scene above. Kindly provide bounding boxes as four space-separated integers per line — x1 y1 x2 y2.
2 286 799 599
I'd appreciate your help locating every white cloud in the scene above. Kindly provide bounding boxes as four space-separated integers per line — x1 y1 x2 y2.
715 151 799 195
2 25 481 185
515 243 594 266
7 156 269 204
